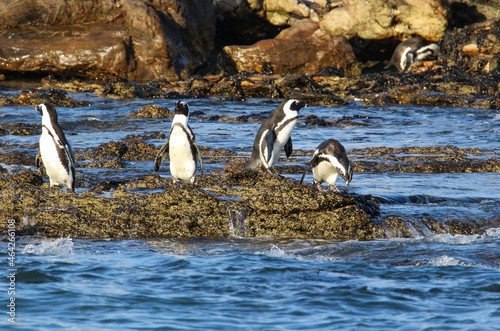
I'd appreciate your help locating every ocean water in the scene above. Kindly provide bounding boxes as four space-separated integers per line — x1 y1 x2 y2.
2 234 500 330
1 93 500 329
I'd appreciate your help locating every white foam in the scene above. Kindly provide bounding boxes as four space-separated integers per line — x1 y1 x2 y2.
427 255 464 266
268 244 286 257
22 237 74 255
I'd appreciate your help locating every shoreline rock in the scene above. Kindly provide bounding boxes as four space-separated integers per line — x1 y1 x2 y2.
0 138 498 240
0 1 499 81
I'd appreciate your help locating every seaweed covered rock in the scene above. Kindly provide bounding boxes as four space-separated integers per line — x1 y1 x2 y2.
439 18 500 73
0 89 91 107
0 168 378 240
127 105 173 119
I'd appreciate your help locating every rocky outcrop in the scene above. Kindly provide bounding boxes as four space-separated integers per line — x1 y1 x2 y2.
0 169 377 240
439 19 500 73
246 0 448 41
0 0 215 81
0 0 499 82
0 140 496 240
222 21 356 75
318 0 447 41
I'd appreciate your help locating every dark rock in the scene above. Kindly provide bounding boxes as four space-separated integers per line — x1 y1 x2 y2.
0 89 91 107
439 19 500 73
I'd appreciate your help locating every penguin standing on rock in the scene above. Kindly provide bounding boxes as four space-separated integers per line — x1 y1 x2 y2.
388 36 439 73
35 103 76 192
300 139 353 192
154 101 203 185
245 99 307 175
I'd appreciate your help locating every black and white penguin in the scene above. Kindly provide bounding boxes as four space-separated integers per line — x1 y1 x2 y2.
35 103 76 192
388 36 439 73
245 99 307 174
300 139 353 192
154 101 203 184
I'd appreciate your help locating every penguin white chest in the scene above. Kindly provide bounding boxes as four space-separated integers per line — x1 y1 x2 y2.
169 127 196 183
312 160 339 185
39 130 72 187
270 117 297 165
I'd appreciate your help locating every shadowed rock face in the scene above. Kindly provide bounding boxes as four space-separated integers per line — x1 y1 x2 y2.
0 0 215 81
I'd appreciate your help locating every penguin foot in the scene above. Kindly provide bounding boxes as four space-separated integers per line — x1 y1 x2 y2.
316 183 328 192
329 185 341 193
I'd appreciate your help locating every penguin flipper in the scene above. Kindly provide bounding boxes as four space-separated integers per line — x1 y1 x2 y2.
154 140 169 172
284 137 293 158
299 154 317 184
263 129 277 164
193 142 204 175
35 151 43 168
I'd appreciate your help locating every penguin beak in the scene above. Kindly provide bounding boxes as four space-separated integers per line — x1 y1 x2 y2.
35 105 42 113
298 101 308 110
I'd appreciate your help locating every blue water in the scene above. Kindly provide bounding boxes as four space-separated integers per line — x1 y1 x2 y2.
1 92 500 329
2 234 500 330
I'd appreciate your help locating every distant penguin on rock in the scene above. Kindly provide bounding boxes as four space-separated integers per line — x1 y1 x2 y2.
388 36 439 73
245 99 307 175
154 101 203 185
35 103 76 192
300 139 353 192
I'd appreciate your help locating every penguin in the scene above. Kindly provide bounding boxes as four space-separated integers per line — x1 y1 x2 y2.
154 101 203 185
388 36 439 73
35 103 76 192
245 99 307 174
300 139 353 192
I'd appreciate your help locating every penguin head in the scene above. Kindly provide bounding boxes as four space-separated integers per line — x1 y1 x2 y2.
35 103 58 124
174 101 189 117
283 99 307 117
337 160 353 186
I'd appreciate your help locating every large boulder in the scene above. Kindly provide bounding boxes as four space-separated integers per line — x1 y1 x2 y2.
222 21 356 74
318 0 448 41
247 0 448 42
0 0 215 81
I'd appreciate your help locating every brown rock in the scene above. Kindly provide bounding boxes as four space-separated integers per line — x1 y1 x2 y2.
222 21 356 75
0 0 216 82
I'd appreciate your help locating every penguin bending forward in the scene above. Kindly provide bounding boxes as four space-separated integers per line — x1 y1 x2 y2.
245 99 307 174
388 36 439 73
300 139 353 192
154 101 203 185
35 103 76 192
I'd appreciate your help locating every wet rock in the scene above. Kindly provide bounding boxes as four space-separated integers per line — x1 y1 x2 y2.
127 105 173 119
350 146 500 174
439 19 500 73
0 169 44 190
101 79 166 99
374 216 499 239
0 149 37 166
10 124 39 136
0 166 379 240
0 89 91 107
77 142 128 164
